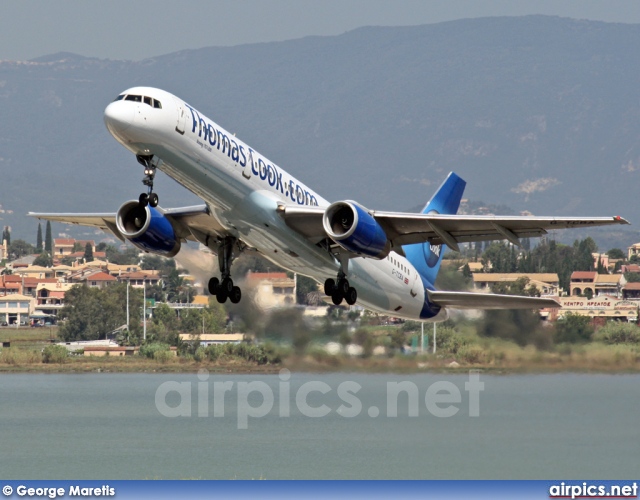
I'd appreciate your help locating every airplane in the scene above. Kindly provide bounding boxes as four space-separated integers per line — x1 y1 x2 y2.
30 87 629 322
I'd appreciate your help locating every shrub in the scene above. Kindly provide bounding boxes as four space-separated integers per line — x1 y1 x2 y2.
554 313 594 344
193 347 206 362
42 345 68 364
0 348 41 365
435 326 468 354
457 345 486 364
594 322 640 344
140 342 171 359
154 350 173 364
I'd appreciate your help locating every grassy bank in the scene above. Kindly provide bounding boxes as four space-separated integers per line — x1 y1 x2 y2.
1 326 639 374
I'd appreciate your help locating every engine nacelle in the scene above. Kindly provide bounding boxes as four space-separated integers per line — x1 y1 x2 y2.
116 201 181 257
322 201 390 258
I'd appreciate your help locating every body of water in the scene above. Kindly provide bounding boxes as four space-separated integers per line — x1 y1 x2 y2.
0 372 637 479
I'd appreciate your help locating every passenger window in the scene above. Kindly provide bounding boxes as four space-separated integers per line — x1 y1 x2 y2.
153 99 162 109
125 95 142 102
113 95 125 101
143 96 152 106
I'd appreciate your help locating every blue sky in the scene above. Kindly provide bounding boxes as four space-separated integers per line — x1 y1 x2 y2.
2 0 640 61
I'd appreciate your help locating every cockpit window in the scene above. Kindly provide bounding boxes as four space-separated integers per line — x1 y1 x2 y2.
117 94 162 108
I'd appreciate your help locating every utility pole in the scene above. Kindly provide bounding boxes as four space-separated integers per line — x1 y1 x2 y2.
433 322 437 354
126 281 129 329
143 281 146 341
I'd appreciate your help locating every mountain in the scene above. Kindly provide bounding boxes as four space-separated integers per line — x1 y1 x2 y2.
1 16 640 249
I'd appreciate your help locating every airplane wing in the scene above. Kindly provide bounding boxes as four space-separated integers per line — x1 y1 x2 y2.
28 204 230 244
279 205 629 251
427 290 560 310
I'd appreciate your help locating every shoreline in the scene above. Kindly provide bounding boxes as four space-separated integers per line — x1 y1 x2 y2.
1 355 639 374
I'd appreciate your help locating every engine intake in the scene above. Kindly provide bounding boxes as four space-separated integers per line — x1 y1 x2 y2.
322 201 390 258
116 200 181 257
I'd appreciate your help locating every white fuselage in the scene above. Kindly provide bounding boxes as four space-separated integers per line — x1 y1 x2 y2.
104 87 438 321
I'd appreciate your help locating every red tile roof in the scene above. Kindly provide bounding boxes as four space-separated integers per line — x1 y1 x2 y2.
86 272 116 281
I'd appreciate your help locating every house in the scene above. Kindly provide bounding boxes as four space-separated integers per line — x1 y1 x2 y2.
68 270 117 289
0 293 35 325
179 333 247 346
594 274 622 298
0 274 60 297
35 282 75 317
13 265 55 280
116 271 161 288
628 242 640 260
569 272 623 298
548 296 638 324
458 262 484 273
83 346 141 357
472 273 560 296
53 238 75 256
622 282 640 300
246 271 296 309
53 238 96 257
105 263 141 276
569 271 597 296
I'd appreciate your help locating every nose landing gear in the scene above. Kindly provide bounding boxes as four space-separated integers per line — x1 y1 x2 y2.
137 155 159 208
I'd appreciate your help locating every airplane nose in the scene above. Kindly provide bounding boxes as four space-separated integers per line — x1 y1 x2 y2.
104 101 135 137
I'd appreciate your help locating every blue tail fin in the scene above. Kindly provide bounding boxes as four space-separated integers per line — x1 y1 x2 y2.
403 172 466 286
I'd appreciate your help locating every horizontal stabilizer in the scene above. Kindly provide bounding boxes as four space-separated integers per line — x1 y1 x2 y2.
427 290 559 310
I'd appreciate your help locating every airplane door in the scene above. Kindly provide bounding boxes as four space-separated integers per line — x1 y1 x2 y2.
174 99 186 135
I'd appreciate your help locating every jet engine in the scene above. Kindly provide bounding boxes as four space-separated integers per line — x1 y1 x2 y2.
322 201 390 258
116 201 181 257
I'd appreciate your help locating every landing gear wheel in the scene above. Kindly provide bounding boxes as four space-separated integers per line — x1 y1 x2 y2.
337 278 350 295
139 193 149 207
229 286 242 304
324 278 336 296
345 287 357 306
331 291 343 306
208 277 220 295
221 277 234 294
216 288 228 304
148 192 159 207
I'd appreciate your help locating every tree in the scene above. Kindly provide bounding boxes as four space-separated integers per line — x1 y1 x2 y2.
165 269 195 303
141 254 176 276
2 226 10 246
8 239 35 260
491 277 540 297
36 223 43 253
59 283 143 342
107 246 139 265
607 248 626 260
44 221 52 253
83 242 94 262
624 272 640 283
33 252 53 267
296 274 318 304
554 313 594 344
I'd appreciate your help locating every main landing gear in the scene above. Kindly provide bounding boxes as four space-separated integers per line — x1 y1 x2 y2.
137 155 159 208
324 274 357 306
207 237 242 304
